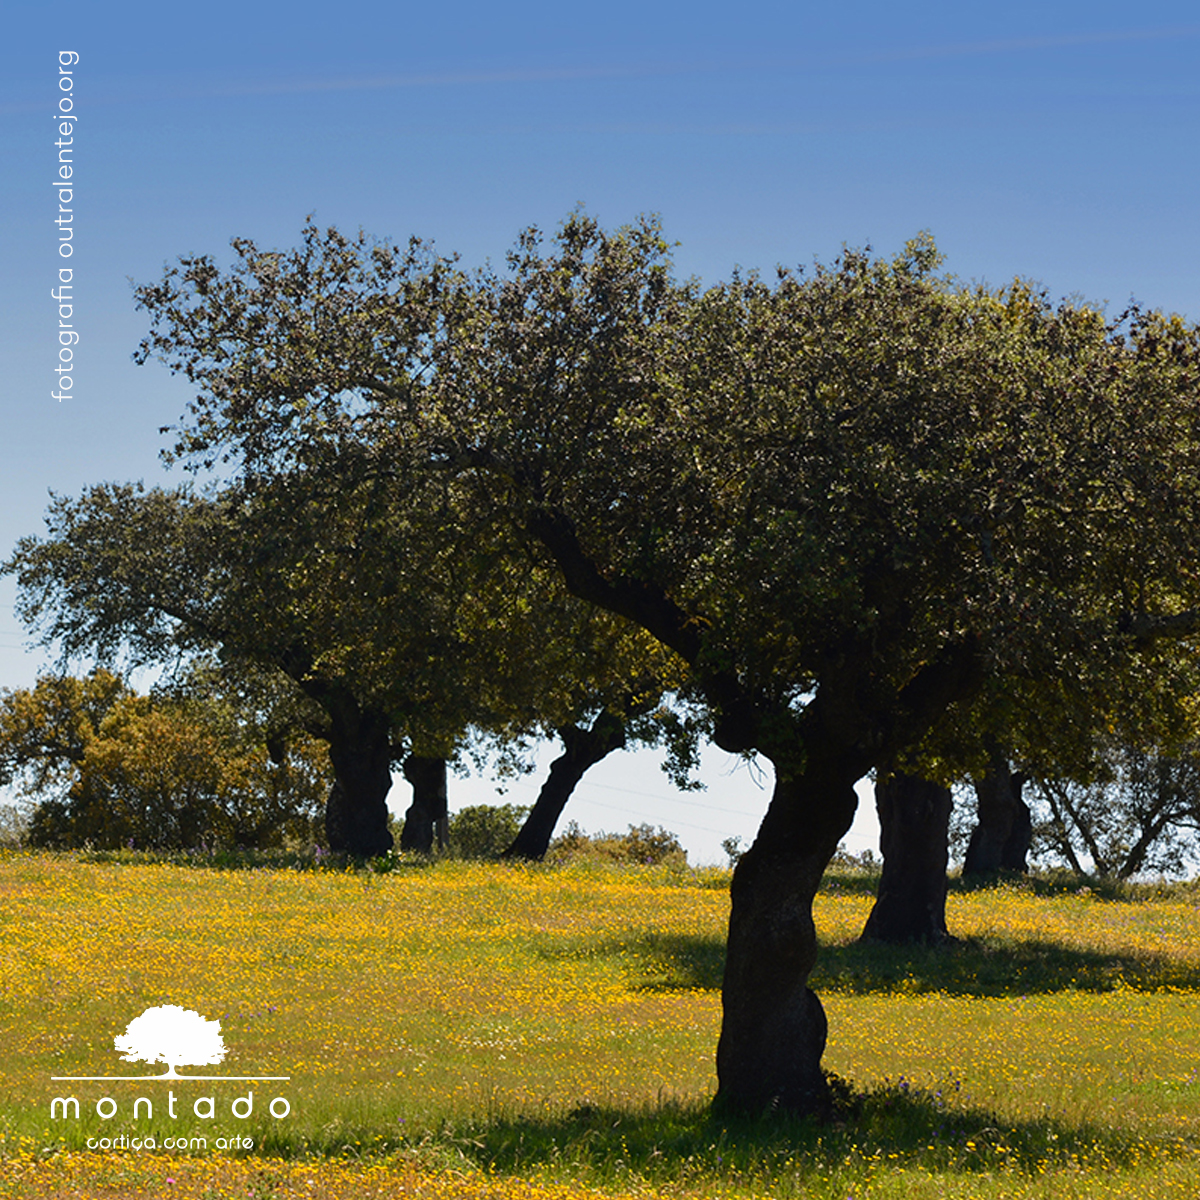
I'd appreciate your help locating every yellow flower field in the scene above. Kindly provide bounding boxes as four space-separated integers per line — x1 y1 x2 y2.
1 852 1198 1198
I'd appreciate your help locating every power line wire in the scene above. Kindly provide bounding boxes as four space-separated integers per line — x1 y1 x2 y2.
552 793 745 837
500 770 767 818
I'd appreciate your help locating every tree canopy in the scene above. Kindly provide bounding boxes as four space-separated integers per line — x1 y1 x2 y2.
1031 739 1200 880
5 470 683 857
13 211 1200 1114
132 215 1200 769
0 668 329 850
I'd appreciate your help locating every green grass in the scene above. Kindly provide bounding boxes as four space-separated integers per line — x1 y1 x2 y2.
1 851 1198 1198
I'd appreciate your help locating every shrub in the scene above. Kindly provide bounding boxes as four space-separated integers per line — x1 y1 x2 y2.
448 803 530 858
548 821 687 867
4 672 329 851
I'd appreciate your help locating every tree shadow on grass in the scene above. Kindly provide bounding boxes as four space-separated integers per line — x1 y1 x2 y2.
952 870 1200 903
576 930 1200 997
814 934 1200 996
435 1081 1189 1193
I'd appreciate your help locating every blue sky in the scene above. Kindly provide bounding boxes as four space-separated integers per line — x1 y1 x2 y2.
3 1 1199 862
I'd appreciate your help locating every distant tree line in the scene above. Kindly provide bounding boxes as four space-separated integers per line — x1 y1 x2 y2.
0 667 328 850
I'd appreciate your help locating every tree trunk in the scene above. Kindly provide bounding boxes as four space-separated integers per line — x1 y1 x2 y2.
714 766 857 1117
860 773 953 944
323 707 395 858
964 754 1031 876
503 710 626 861
400 755 448 853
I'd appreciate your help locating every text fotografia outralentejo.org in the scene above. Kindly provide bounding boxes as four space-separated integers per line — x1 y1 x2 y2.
53 51 79 403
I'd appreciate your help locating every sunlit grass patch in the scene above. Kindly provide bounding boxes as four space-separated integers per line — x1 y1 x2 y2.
1 851 1198 1198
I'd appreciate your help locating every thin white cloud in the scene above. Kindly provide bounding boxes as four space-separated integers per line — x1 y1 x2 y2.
208 23 1200 100
860 24 1200 65
213 63 668 97
1 23 1193 116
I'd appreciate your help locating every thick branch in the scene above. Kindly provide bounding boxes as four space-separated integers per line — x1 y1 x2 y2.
524 507 705 664
523 506 768 748
805 635 983 780
1124 610 1200 641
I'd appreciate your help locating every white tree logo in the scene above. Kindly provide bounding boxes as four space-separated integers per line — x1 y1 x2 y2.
113 1004 227 1077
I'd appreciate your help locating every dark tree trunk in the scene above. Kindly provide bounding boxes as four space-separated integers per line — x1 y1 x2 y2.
323 707 395 858
710 640 981 1116
860 773 953 944
964 754 1031 876
714 766 858 1117
999 790 1032 871
400 754 448 853
503 710 627 861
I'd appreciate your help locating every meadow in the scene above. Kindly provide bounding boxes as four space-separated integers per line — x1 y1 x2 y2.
1 851 1198 1198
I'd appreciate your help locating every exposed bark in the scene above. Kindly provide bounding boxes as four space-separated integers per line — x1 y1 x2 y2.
1000 788 1033 871
860 773 953 944
714 765 858 1117
502 710 627 861
522 507 705 664
711 645 982 1115
399 754 449 852
322 705 395 858
964 754 1031 876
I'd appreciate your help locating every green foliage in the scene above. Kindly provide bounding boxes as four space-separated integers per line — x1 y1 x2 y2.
447 802 529 858
0 667 129 793
3 470 686 845
548 820 687 867
108 212 1200 788
0 671 330 850
95 213 1200 807
827 843 880 874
